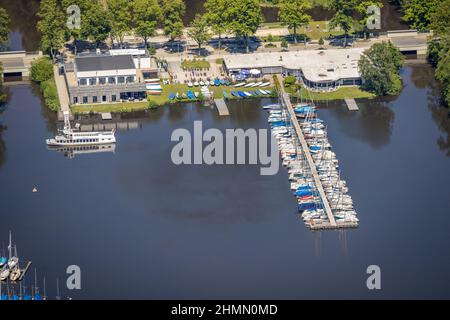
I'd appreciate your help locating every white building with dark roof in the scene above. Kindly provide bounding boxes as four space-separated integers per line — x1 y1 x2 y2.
223 48 365 91
65 53 159 105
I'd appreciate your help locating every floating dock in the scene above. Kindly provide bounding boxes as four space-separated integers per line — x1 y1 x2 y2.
344 98 359 111
214 98 230 116
276 75 357 230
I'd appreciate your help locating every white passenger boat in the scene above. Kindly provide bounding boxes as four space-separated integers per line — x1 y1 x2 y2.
46 112 116 147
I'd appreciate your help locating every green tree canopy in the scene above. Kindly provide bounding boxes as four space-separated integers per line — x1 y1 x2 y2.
37 0 66 59
204 0 231 51
80 2 112 48
107 0 133 47
327 0 358 45
0 7 11 49
429 0 450 106
162 0 186 42
187 14 211 51
30 57 54 83
134 0 162 48
278 0 311 43
402 0 438 31
358 41 404 96
228 0 263 52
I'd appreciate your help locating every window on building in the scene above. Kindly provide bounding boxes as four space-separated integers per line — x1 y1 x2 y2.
118 76 125 84
93 96 98 103
112 95 117 102
108 77 116 84
79 78 87 86
82 96 88 104
126 76 134 83
102 96 107 102
73 97 78 104
89 78 97 86
99 77 106 85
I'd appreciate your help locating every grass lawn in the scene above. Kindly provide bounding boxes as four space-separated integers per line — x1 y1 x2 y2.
181 59 211 70
71 102 148 114
286 85 376 101
148 83 277 104
71 82 277 114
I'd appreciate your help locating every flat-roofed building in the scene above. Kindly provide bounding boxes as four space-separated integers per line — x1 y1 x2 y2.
223 48 365 92
65 53 158 105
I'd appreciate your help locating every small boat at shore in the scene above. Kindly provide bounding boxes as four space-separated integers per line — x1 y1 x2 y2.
222 91 229 99
233 82 245 87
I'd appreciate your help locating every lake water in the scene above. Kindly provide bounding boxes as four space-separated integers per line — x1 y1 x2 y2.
0 63 449 299
0 1 449 300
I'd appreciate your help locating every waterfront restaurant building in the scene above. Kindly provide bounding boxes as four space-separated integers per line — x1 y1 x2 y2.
65 52 157 105
223 48 365 92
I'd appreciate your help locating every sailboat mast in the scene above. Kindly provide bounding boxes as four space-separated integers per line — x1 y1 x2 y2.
8 231 12 259
56 278 60 300
43 277 47 300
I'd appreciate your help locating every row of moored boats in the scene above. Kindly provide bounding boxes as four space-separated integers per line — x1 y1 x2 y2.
264 102 358 228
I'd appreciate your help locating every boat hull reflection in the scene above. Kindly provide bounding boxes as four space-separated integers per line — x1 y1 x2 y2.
47 143 116 159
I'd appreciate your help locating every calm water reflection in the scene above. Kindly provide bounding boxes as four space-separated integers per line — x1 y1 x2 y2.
0 64 449 299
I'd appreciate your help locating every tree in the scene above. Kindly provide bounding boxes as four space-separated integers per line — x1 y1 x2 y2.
30 57 54 83
436 50 450 106
281 38 288 50
187 14 211 52
162 0 186 42
134 0 162 49
402 0 438 31
107 0 133 47
37 0 66 59
204 0 231 52
80 2 112 48
327 0 358 47
228 0 263 53
358 41 404 96
355 1 383 39
278 0 311 43
61 0 92 53
429 0 450 106
0 8 10 49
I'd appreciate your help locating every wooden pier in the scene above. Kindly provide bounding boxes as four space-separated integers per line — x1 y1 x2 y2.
345 98 359 111
214 98 230 116
277 75 337 227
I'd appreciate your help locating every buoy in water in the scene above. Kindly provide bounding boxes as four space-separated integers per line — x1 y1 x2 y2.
32 187 38 193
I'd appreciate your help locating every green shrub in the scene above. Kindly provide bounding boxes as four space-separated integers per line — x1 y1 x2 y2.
148 44 156 56
281 38 288 50
147 99 159 109
30 57 53 83
40 79 60 111
318 37 324 46
284 75 297 87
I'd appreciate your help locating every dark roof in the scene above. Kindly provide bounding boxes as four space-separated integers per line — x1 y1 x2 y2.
75 55 135 72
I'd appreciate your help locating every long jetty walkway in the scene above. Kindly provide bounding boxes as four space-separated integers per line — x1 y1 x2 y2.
277 76 337 228
276 75 359 229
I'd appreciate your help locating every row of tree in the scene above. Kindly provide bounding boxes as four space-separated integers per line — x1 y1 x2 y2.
0 7 9 50
426 0 450 106
37 0 389 58
37 0 187 58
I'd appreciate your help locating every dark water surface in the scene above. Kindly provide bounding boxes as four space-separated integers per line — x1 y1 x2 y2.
1 1 449 300
0 64 449 299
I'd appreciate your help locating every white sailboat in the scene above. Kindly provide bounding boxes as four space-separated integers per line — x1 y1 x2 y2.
7 231 18 270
